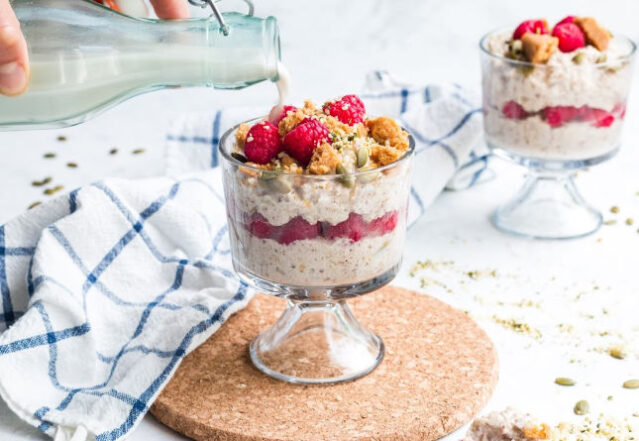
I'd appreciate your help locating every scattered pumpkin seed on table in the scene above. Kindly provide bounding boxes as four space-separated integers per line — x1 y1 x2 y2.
31 177 52 187
28 201 41 209
574 400 589 415
43 152 56 159
623 379 639 389
132 148 146 155
555 377 576 386
610 206 619 214
66 162 78 168
626 218 634 226
43 185 64 196
57 135 67 142
609 347 626 360
109 148 118 155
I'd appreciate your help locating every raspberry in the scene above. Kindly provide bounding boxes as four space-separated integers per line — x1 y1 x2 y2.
322 94 366 125
325 213 366 242
249 214 275 239
502 101 528 120
243 121 281 164
556 16 575 26
544 106 581 128
273 105 298 126
612 103 626 119
513 19 549 40
277 217 320 245
552 23 585 52
584 108 615 128
282 119 330 165
368 211 399 236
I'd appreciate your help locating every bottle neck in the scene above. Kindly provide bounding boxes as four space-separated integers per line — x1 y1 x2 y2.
146 13 281 89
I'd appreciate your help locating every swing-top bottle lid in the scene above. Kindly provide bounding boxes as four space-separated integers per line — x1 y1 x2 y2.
188 0 255 36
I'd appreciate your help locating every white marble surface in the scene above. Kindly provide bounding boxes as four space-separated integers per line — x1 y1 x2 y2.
1 0 639 440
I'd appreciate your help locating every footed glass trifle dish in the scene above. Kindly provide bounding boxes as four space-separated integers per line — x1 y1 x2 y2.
220 96 414 384
480 17 636 239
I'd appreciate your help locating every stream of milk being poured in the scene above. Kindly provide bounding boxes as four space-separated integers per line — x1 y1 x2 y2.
268 62 291 123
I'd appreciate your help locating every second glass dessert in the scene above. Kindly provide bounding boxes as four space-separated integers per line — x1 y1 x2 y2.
220 96 414 384
480 17 636 239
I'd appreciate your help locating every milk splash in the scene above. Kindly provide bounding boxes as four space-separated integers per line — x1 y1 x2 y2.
268 62 291 123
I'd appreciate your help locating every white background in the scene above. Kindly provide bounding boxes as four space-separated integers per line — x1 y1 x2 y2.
1 0 639 439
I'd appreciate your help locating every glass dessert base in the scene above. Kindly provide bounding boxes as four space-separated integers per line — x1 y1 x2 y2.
490 147 616 240
250 299 384 384
493 171 602 240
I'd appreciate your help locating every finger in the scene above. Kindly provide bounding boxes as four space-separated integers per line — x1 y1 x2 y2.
149 0 190 19
0 0 28 96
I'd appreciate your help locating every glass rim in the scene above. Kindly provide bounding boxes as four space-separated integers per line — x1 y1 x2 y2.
479 26 637 68
218 116 416 178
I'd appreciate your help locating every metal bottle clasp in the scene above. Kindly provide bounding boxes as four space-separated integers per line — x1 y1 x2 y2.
187 0 255 36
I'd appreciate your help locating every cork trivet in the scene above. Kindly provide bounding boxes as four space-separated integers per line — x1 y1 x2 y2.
151 287 499 441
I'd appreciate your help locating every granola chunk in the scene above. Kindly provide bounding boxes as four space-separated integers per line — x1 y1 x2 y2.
366 116 409 150
278 100 319 137
574 17 610 51
521 33 558 64
370 144 403 166
235 123 251 149
308 143 341 175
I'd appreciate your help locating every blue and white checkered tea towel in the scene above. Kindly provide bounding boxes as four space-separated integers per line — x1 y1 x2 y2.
167 71 492 225
0 176 250 441
0 72 490 441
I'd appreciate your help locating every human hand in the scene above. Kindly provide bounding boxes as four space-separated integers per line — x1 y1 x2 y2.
0 0 190 96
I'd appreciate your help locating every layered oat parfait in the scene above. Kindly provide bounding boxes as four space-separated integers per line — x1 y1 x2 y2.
481 16 635 161
219 94 414 384
479 17 636 239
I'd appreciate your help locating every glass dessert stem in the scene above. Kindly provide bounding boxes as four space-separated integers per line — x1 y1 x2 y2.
493 171 603 240
249 298 384 384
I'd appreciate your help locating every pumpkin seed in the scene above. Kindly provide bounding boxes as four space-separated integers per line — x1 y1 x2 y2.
609 347 626 359
516 65 535 77
31 177 52 187
610 206 620 213
596 54 608 64
258 171 278 180
109 148 118 155
626 218 634 226
132 148 146 155
57 135 67 142
66 162 78 168
623 379 639 389
43 185 64 196
572 53 586 64
231 152 248 163
43 152 56 159
555 377 576 386
336 164 354 188
28 201 41 209
357 170 379 184
269 177 291 194
356 147 369 168
574 400 589 415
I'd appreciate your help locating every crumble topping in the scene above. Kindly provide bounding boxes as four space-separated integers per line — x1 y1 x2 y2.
233 95 410 175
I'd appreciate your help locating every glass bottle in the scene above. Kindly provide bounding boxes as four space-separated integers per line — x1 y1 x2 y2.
0 0 281 130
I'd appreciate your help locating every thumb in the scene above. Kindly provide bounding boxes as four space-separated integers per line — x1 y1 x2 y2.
0 0 29 96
